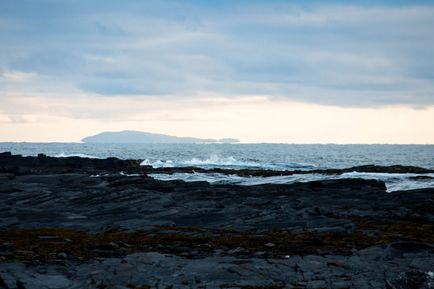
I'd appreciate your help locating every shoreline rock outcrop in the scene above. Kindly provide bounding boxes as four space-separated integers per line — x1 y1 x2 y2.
0 152 433 288
2 152 433 177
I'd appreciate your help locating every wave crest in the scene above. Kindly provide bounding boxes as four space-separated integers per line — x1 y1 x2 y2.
140 155 314 170
54 153 101 159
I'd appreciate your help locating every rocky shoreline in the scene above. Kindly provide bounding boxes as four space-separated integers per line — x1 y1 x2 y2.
0 153 433 288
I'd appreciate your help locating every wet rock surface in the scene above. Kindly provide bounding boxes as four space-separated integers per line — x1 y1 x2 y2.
0 153 433 288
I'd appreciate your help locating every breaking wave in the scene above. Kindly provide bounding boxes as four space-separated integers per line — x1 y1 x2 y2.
140 155 314 170
54 153 101 159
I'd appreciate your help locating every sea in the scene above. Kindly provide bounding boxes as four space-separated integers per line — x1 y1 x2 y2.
1 143 434 192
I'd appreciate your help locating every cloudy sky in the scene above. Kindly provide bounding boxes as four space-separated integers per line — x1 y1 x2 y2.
1 0 434 143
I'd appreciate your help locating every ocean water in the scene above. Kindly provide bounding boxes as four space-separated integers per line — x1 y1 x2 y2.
1 143 434 191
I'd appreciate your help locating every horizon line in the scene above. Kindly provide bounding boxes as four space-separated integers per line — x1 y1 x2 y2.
1 141 434 145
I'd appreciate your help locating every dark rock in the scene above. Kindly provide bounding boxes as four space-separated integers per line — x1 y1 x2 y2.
0 152 432 287
0 152 12 157
410 176 434 180
343 164 434 174
0 250 15 261
387 271 434 289
57 252 67 259
0 152 144 175
390 242 434 254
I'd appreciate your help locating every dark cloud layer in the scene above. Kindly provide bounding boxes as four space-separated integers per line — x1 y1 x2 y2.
1 1 434 107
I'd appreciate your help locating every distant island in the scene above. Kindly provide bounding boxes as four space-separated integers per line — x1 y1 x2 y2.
81 130 240 144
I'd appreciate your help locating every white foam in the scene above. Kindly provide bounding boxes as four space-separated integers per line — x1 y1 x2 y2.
140 159 175 167
340 171 421 179
150 173 328 186
338 172 434 191
141 155 260 169
54 153 101 159
183 155 260 168
141 155 314 170
120 171 140 177
150 171 434 192
149 172 244 184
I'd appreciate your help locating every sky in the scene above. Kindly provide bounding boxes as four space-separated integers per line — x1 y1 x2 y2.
1 0 434 143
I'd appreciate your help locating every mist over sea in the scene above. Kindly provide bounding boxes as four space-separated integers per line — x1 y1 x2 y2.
1 143 434 191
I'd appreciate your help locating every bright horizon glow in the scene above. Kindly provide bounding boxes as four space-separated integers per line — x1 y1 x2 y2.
1 95 434 144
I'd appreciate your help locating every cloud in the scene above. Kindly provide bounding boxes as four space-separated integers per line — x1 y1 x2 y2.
0 1 434 107
1 70 35 81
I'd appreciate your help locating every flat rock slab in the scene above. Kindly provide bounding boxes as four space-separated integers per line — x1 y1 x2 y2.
1 172 431 232
1 251 434 289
